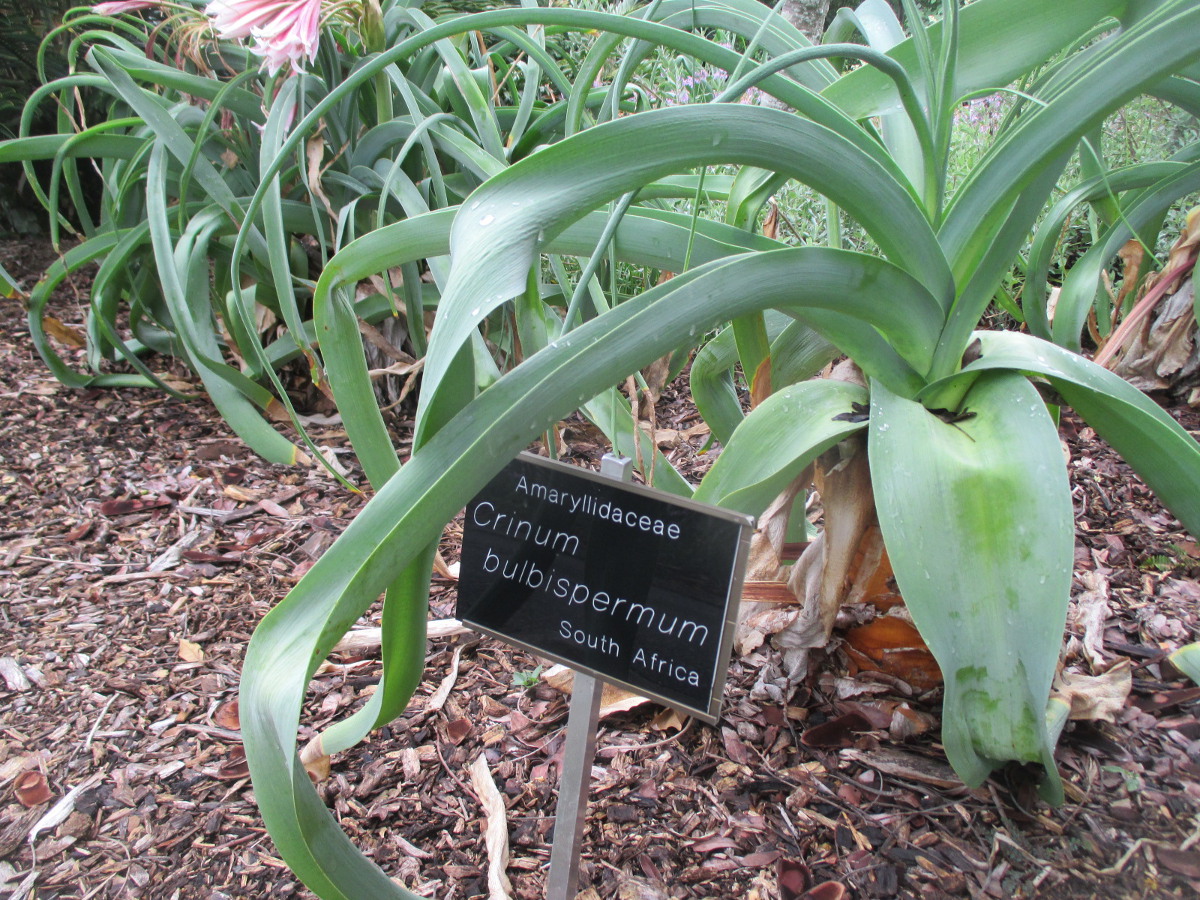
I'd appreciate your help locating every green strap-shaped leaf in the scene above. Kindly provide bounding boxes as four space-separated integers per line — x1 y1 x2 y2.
1150 75 1200 119
652 0 839 91
309 248 932 775
243 246 945 898
315 204 786 487
932 331 1200 538
692 326 744 447
145 146 302 464
319 206 749 455
1049 160 1200 350
88 48 268 258
822 0 1123 120
581 388 694 498
932 160 1068 378
97 46 266 123
0 132 144 162
934 0 1200 371
422 101 949 434
870 373 1074 802
0 263 16 299
25 232 143 388
1023 161 1190 341
691 314 838 447
1170 643 1200 685
826 0 925 199
694 379 868 516
234 3 903 290
770 320 839 391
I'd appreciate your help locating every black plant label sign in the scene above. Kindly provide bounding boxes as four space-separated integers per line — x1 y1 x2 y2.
458 453 753 722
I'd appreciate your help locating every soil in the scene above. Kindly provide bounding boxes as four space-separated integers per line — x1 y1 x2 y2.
1 236 1199 900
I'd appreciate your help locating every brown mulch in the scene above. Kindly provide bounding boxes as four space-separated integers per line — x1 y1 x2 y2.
1 237 1199 900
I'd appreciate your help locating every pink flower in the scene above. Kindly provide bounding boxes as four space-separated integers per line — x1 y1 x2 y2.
207 0 321 75
93 0 156 13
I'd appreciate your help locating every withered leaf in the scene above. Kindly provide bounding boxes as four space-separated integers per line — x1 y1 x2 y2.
14 771 52 807
777 858 809 900
178 639 205 663
802 882 847 900
689 835 741 853
721 727 752 765
1156 846 1200 879
444 717 473 744
219 466 247 485
41 315 87 347
98 496 171 517
800 712 873 749
215 749 250 780
213 699 240 731
843 616 942 692
181 551 242 565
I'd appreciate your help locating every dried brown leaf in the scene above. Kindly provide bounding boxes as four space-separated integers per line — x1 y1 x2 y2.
212 699 240 731
256 498 290 518
222 484 259 503
444 717 473 744
178 639 205 663
542 664 652 717
800 712 873 749
14 771 51 807
215 749 250 781
98 496 170 516
1052 659 1131 722
1156 846 1200 879
468 755 513 900
41 315 86 348
842 615 942 692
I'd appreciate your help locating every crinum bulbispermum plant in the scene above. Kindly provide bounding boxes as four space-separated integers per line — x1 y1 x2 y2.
239 0 1200 896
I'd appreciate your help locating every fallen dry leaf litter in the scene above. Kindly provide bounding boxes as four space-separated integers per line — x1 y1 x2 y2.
1 238 1199 900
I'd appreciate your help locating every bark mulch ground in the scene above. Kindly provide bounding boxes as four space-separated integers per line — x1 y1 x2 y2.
1 237 1199 900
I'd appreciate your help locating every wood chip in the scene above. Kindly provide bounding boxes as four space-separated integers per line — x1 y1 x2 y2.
839 748 965 790
0 657 31 691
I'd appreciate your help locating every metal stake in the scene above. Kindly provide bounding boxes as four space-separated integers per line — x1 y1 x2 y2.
545 453 631 899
